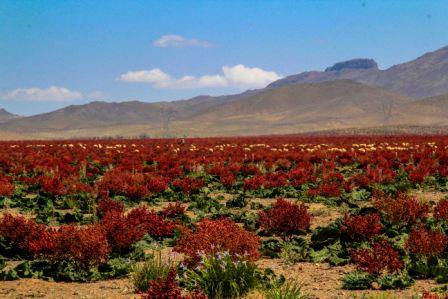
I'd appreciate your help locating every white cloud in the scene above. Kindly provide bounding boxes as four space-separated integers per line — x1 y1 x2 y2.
119 69 172 87
118 65 282 89
1 86 83 102
153 34 213 48
223 65 282 88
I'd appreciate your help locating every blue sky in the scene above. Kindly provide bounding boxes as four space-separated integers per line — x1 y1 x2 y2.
1 0 447 115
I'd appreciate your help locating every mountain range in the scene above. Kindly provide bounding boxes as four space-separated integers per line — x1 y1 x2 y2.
2 45 448 139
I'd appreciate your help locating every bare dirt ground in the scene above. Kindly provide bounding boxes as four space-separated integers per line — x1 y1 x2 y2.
0 261 438 299
0 278 135 299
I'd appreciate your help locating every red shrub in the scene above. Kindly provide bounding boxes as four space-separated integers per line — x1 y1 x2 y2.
159 202 186 219
172 177 204 194
97 197 125 218
405 227 447 257
62 175 93 195
0 214 109 266
288 166 313 187
174 218 260 264
147 176 169 193
307 182 342 198
350 239 404 275
0 176 14 197
97 171 149 199
243 175 266 190
374 193 429 225
258 198 311 239
50 224 110 266
39 175 65 196
263 172 288 188
434 199 448 221
101 206 176 251
0 213 52 255
141 268 206 299
220 173 236 188
340 213 383 241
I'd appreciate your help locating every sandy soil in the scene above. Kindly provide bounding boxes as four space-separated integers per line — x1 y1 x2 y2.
0 278 135 299
0 261 438 299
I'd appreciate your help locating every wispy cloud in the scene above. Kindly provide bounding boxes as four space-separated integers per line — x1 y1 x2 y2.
1 86 83 102
118 65 282 89
153 34 213 48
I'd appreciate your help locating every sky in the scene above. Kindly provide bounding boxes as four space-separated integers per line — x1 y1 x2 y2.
1 0 447 115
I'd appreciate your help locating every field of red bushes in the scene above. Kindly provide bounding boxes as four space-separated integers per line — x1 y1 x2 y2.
1 135 448 298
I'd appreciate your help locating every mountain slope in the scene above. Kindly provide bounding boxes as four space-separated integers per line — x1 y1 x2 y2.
0 80 416 138
268 46 448 98
0 108 21 123
180 80 414 135
397 93 448 126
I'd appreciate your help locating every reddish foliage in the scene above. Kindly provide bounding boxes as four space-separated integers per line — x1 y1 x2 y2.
0 176 14 197
0 213 52 255
340 213 383 241
147 176 169 193
0 214 109 266
97 171 149 200
220 173 236 188
174 218 260 264
97 197 125 218
258 198 311 239
350 239 404 275
172 177 204 194
434 199 448 221
374 193 429 225
405 227 447 257
308 182 343 198
243 175 266 190
38 175 65 196
159 202 186 219
140 269 207 299
101 206 176 251
49 224 110 266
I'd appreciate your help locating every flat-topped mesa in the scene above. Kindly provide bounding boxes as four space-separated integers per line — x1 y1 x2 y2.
325 58 379 72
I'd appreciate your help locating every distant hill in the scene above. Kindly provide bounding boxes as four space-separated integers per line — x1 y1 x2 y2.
0 108 21 123
0 80 419 138
180 80 414 136
2 45 448 139
268 46 448 99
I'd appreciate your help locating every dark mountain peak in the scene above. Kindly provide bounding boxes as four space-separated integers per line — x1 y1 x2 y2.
0 108 16 115
0 108 20 123
325 58 379 72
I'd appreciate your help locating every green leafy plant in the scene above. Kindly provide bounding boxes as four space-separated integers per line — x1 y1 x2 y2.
342 270 374 290
264 281 309 299
377 271 414 290
261 238 283 258
226 193 248 208
181 252 261 299
131 248 174 292
310 241 348 266
279 237 310 264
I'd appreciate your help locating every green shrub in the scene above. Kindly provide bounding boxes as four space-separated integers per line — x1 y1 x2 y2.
342 270 413 291
264 281 309 299
131 248 174 292
341 270 374 290
279 237 310 265
182 252 261 298
377 272 414 290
